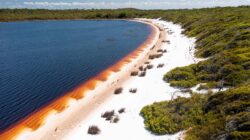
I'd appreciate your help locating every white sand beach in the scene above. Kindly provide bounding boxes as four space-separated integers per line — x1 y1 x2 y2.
9 19 198 140
61 19 198 140
9 19 159 140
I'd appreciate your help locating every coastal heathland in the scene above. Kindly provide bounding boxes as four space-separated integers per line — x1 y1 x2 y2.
141 6 250 140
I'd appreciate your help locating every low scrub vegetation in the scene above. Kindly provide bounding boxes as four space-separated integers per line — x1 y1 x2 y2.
149 54 163 60
101 110 115 121
130 71 138 76
141 93 208 135
129 88 137 93
141 83 250 139
88 125 100 135
114 87 123 94
118 108 125 114
146 64 154 69
139 66 144 71
164 65 198 88
112 116 120 123
0 8 149 21
139 71 146 77
163 6 250 89
157 63 164 68
142 6 250 140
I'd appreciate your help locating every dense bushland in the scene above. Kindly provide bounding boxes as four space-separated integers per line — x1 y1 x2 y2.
141 83 250 140
141 6 250 140
162 6 250 88
0 8 152 21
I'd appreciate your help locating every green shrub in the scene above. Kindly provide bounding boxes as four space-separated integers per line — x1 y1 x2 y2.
141 83 250 139
162 6 250 89
140 94 209 135
169 80 198 88
164 65 197 88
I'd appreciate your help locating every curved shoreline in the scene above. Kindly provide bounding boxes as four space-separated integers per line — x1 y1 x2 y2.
62 19 197 140
0 19 162 140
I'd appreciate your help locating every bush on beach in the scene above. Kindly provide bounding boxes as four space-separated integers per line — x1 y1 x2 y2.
129 88 137 93
88 125 100 135
112 116 120 123
118 108 125 113
101 110 115 119
146 64 154 69
139 66 144 71
131 71 138 76
139 71 146 77
114 87 123 94
157 63 164 68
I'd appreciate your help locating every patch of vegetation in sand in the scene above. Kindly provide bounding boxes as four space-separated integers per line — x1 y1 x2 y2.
141 83 250 139
88 125 101 135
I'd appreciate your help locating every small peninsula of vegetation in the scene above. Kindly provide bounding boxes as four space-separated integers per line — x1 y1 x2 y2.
141 83 250 139
1 6 249 140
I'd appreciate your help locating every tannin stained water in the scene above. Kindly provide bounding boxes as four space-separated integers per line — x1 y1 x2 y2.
0 20 151 133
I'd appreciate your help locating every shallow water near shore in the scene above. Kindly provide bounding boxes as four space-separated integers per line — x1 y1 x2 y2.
0 20 151 131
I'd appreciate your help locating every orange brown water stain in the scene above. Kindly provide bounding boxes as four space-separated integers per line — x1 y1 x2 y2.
0 21 157 140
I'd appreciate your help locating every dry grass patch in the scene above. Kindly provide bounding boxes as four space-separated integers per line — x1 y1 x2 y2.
139 71 146 77
157 49 163 52
157 63 164 68
155 54 163 58
139 66 144 71
114 87 123 94
162 40 170 42
118 108 125 114
147 64 154 69
149 54 163 59
149 55 156 59
129 88 137 93
112 116 120 123
130 71 138 76
101 110 115 118
88 125 100 135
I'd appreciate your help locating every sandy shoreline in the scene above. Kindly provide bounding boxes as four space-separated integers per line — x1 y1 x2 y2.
61 19 198 140
1 18 199 140
0 19 163 140
39 19 164 140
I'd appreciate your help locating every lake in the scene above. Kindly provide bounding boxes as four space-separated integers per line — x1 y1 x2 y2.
0 20 151 131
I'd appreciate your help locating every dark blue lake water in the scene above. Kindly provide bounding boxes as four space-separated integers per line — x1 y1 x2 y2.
0 20 151 131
